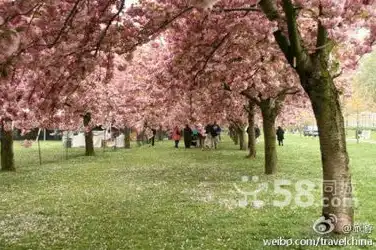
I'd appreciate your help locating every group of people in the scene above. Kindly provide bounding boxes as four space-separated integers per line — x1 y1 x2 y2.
131 121 288 149
171 122 222 149
171 123 285 148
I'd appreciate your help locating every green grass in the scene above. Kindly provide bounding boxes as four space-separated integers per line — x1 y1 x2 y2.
0 136 375 249
346 128 376 141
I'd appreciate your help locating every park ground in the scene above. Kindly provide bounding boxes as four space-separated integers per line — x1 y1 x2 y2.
0 135 375 249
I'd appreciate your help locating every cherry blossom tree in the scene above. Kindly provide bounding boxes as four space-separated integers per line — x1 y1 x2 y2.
1 0 375 232
250 0 376 231
160 6 309 173
145 0 376 232
0 0 196 169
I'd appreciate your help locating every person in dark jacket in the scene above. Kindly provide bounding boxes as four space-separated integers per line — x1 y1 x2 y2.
255 125 261 139
151 128 157 146
246 125 261 138
276 126 285 146
247 125 262 148
204 124 213 149
183 125 193 148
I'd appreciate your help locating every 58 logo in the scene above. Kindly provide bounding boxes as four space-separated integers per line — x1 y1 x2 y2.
233 177 317 208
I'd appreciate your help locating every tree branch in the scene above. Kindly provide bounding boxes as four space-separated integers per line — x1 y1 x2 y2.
332 69 343 79
273 30 293 65
275 87 300 100
240 89 261 105
94 0 126 56
315 5 327 52
281 0 302 58
223 82 232 91
48 0 82 48
148 7 193 38
313 8 334 63
125 7 194 54
3 2 43 27
260 0 312 71
259 0 292 65
243 66 262 82
193 32 231 83
259 0 281 20
213 3 260 13
283 0 313 70
221 7 260 12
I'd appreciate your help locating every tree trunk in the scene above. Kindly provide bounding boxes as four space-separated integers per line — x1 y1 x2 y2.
124 127 131 149
1 121 15 171
157 126 163 141
233 132 238 145
229 125 238 145
304 73 353 233
258 0 353 233
247 101 257 158
237 126 247 151
83 113 95 156
260 102 277 175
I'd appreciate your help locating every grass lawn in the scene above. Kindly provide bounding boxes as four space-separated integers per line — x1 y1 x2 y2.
346 128 376 141
0 135 375 249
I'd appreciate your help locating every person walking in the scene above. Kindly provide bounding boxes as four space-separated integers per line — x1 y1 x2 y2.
172 126 181 148
191 126 199 147
204 123 213 149
276 126 285 146
212 121 221 149
145 127 154 145
183 124 193 148
197 123 205 148
151 128 157 146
